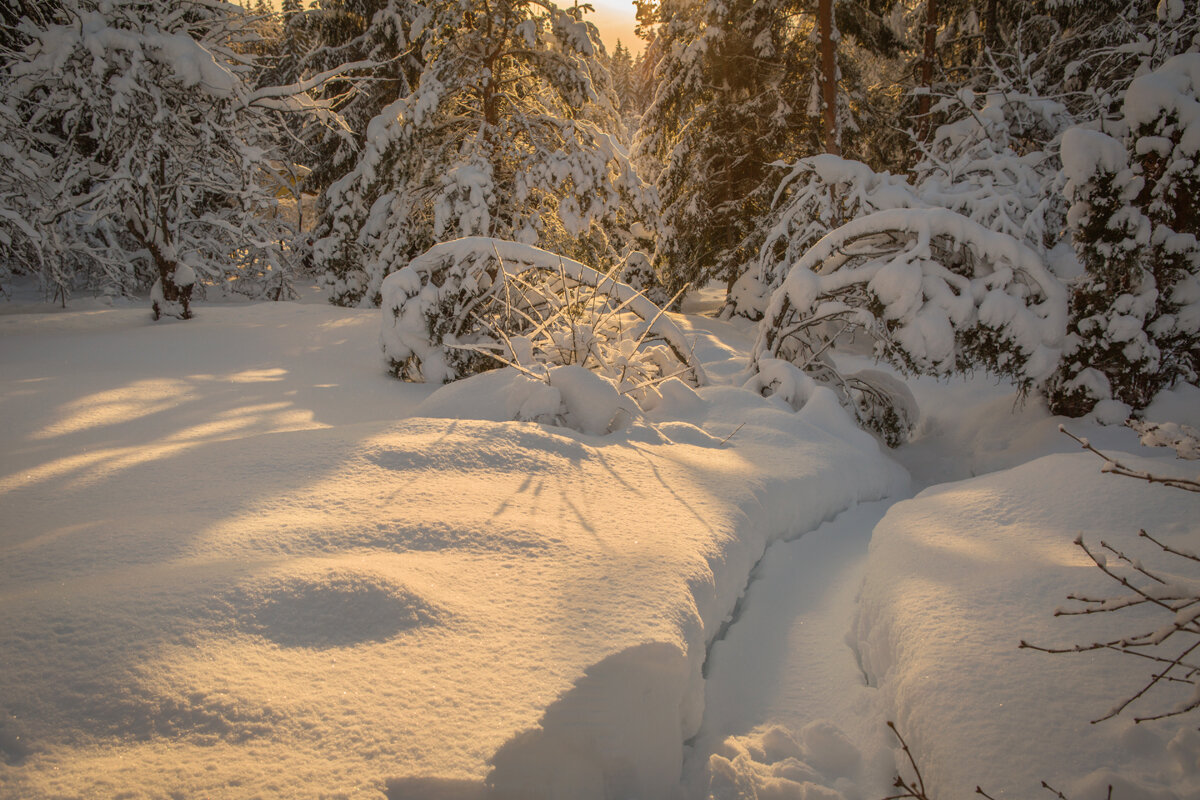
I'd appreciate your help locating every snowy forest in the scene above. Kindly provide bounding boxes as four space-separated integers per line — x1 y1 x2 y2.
1 0 1199 798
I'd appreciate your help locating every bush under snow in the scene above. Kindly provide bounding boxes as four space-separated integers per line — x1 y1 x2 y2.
378 238 705 426
750 207 1067 444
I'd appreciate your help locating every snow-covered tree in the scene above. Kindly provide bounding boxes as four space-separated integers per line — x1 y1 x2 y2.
1038 0 1199 123
911 86 1072 253
270 0 434 197
634 0 903 302
1047 53 1200 416
751 208 1068 443
0 0 316 315
317 0 652 308
634 0 811 299
728 155 919 319
606 40 639 124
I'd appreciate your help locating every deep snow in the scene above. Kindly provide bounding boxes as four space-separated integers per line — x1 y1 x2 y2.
1 288 1197 799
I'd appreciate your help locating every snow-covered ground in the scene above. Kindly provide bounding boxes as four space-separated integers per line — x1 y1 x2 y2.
1 288 1197 799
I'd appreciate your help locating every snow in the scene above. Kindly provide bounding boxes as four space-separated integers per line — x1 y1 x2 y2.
1 285 1196 799
1124 53 1200 155
0 287 902 797
1060 127 1131 186
855 452 1200 799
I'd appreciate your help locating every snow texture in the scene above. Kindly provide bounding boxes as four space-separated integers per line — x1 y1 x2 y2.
855 452 1200 799
0 289 903 798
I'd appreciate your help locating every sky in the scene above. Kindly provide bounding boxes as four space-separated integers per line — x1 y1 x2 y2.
260 1 644 55
584 0 643 54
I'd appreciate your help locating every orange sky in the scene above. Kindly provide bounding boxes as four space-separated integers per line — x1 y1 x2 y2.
585 0 643 54
260 1 644 55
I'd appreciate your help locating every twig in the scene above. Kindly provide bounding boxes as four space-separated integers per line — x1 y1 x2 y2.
718 423 745 448
882 721 930 800
1058 425 1200 493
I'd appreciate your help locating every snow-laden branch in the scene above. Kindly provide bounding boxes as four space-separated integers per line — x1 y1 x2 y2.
746 207 1068 445
754 207 1067 380
241 59 383 109
379 237 706 387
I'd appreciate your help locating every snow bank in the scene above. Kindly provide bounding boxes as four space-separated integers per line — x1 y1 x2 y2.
0 295 904 798
855 452 1200 799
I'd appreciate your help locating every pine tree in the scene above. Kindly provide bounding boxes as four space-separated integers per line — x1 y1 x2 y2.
1047 53 1200 416
317 0 653 307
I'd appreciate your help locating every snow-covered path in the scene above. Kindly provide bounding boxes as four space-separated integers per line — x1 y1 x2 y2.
686 498 903 799
683 366 1200 800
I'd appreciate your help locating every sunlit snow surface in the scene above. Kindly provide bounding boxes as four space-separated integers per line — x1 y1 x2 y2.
0 292 902 797
1 290 1197 799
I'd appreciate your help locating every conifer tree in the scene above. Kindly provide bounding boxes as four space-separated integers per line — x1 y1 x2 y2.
635 0 901 300
317 0 653 307
1047 53 1200 416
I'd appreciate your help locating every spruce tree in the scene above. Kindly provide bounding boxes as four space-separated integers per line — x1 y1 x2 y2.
1047 54 1200 415
317 0 653 307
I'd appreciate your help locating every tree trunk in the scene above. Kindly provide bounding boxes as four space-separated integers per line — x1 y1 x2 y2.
818 0 839 155
984 0 999 51
917 0 938 140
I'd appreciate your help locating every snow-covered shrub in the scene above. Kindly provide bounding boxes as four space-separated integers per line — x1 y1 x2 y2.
317 0 653 308
1047 54 1200 417
379 238 705 413
0 0 309 313
912 88 1072 254
728 156 919 320
751 208 1068 445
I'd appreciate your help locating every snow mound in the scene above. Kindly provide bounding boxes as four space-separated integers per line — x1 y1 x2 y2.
707 722 867 800
855 452 1200 799
415 364 636 436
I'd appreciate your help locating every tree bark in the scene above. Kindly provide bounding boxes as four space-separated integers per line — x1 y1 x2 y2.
917 0 938 140
819 0 839 155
